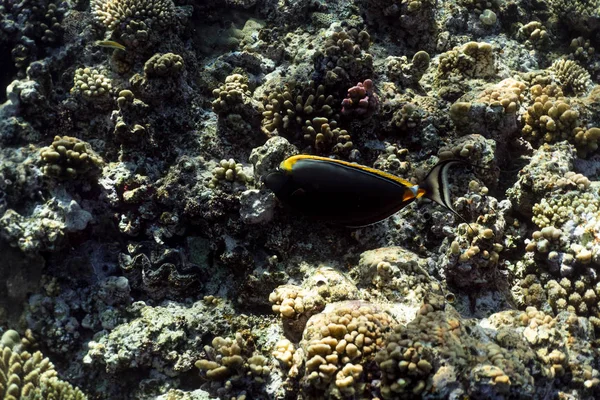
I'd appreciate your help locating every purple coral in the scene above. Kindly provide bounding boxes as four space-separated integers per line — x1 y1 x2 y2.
341 79 378 117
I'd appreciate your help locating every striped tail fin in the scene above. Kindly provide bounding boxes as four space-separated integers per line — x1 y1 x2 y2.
419 159 472 226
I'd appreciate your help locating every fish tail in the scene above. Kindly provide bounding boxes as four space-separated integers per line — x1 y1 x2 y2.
420 159 472 226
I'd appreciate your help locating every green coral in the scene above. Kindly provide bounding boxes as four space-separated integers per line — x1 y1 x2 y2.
212 74 252 116
143 53 184 78
260 82 337 138
70 68 113 100
91 0 175 32
438 42 496 80
300 301 394 399
40 136 103 179
208 159 251 188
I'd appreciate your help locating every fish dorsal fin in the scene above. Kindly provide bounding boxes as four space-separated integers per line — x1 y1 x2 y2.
281 155 415 187
419 159 472 226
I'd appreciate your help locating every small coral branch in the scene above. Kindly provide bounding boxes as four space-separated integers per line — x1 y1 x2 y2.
341 79 378 117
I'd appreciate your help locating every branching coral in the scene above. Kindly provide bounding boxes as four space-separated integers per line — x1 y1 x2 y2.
551 58 592 96
517 21 549 48
300 301 394 398
143 53 184 78
208 159 251 189
0 331 87 399
341 79 378 118
313 26 373 86
212 74 252 116
91 0 175 32
521 84 579 144
195 333 268 398
301 118 353 157
438 41 496 80
40 136 103 179
70 68 113 100
260 81 337 139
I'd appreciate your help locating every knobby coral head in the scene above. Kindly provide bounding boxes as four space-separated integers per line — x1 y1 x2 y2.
341 79 378 117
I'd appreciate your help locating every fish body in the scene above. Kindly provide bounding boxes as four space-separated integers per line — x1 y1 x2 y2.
264 155 466 227
95 40 126 51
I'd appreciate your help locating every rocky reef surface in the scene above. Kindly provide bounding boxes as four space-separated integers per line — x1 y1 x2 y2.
1 0 600 398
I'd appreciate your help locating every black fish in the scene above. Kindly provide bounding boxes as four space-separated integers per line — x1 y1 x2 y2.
264 155 468 227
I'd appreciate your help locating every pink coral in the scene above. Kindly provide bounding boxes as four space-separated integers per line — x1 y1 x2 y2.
341 79 378 117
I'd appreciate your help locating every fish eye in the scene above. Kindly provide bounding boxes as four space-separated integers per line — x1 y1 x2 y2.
422 211 432 220
445 292 456 303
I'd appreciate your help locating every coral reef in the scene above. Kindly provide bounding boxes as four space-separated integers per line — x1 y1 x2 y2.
1 0 600 398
